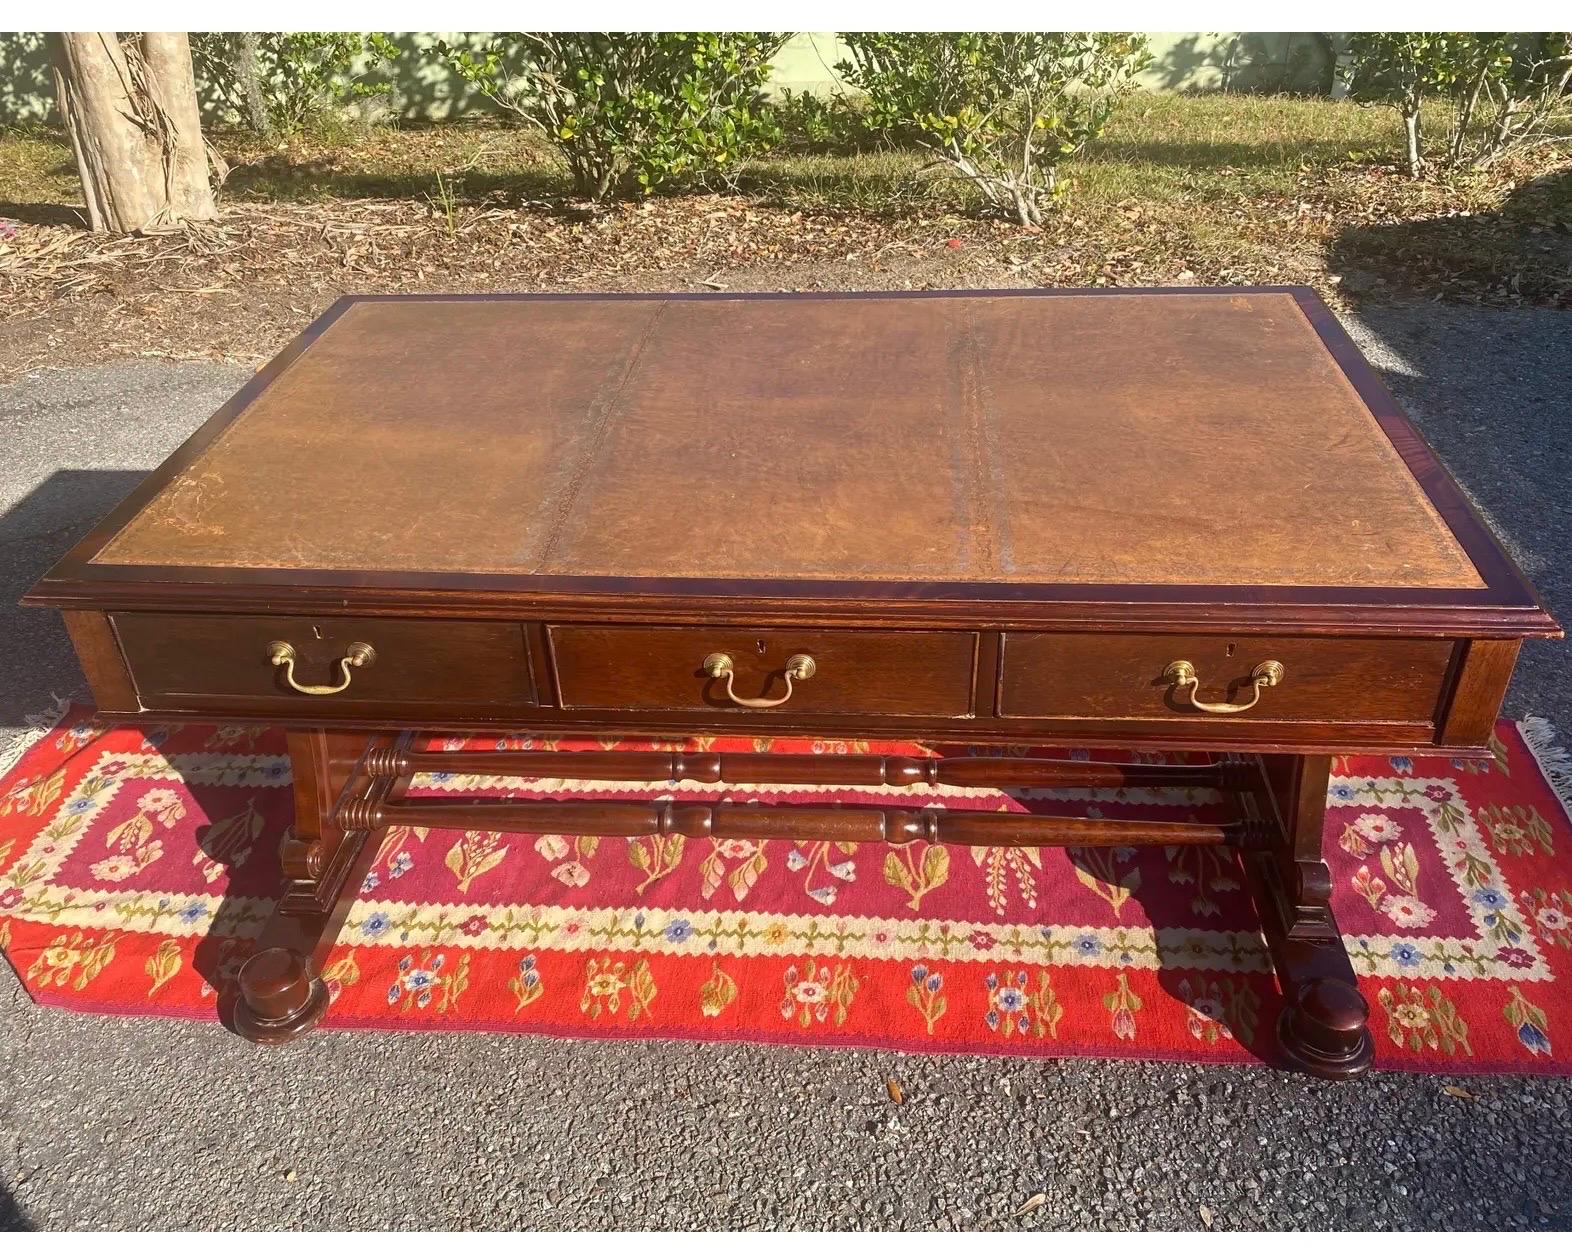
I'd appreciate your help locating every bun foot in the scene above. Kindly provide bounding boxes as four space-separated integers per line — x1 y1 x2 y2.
233 946 329 1045
1278 976 1374 1080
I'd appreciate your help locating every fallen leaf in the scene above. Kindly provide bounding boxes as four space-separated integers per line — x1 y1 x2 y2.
886 1077 905 1105
1199 1205 1214 1228
1015 1192 1047 1217
1442 1084 1478 1101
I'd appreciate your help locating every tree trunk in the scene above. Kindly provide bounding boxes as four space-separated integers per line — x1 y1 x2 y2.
1402 103 1423 177
49 32 217 233
1323 33 1354 100
237 32 270 135
1450 63 1490 169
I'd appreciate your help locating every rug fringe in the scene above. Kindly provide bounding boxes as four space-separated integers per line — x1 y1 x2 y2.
0 695 72 781
1519 715 1572 828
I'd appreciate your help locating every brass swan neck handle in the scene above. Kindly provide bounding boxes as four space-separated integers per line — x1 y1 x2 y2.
703 652 817 709
268 640 376 696
1164 659 1284 714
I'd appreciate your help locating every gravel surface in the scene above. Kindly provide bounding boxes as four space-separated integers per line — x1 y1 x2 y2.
1 302 1570 1231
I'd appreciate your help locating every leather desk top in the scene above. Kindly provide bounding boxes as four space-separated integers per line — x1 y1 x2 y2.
25 288 1557 639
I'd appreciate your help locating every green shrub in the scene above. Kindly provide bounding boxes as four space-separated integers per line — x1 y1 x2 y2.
438 32 786 201
837 32 1149 225
1348 32 1572 175
192 33 397 136
770 88 886 153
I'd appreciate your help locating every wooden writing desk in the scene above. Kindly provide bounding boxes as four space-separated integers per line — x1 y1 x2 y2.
25 288 1560 1076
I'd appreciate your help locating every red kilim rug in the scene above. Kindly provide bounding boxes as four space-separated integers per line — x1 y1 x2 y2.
3 706 1572 1074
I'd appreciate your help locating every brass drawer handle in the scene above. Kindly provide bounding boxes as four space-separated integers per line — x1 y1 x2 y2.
1164 659 1284 714
268 640 376 696
703 652 816 709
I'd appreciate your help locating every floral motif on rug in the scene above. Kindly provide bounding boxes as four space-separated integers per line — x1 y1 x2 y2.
2 707 1570 1074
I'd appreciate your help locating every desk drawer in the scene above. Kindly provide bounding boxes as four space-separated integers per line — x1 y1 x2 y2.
998 633 1454 725
113 613 535 713
550 625 977 717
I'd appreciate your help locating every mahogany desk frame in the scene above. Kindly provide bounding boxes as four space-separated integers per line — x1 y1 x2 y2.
25 287 1561 1078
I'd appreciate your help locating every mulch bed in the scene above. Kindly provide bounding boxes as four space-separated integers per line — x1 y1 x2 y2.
1 147 1568 383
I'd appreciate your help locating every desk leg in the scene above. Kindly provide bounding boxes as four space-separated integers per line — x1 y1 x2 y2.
1245 753 1374 1080
232 730 388 1044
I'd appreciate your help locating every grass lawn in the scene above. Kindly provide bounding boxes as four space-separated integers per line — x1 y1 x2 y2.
758 94 1413 210
0 93 1463 212
1 91 1567 377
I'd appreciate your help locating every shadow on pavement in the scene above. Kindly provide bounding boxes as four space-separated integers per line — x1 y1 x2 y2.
0 1174 32 1229
1329 171 1569 725
1331 299 1572 725
0 469 145 728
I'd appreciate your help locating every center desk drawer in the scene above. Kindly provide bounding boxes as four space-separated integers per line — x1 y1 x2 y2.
112 613 535 712
998 633 1454 725
550 626 977 717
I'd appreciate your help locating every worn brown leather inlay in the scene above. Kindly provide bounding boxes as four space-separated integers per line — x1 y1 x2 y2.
94 293 1483 589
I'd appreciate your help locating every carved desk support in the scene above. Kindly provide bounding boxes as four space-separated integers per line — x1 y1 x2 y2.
232 730 406 1043
1241 754 1374 1078
232 733 1371 1077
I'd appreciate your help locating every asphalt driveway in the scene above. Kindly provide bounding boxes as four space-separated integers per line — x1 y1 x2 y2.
1 301 1570 1230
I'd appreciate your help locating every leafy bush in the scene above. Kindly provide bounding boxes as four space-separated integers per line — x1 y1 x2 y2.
1348 32 1572 175
191 33 397 136
837 33 1149 225
770 88 886 154
438 33 785 201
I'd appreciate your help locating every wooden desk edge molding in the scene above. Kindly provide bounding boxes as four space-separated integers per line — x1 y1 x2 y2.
25 287 1561 1076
